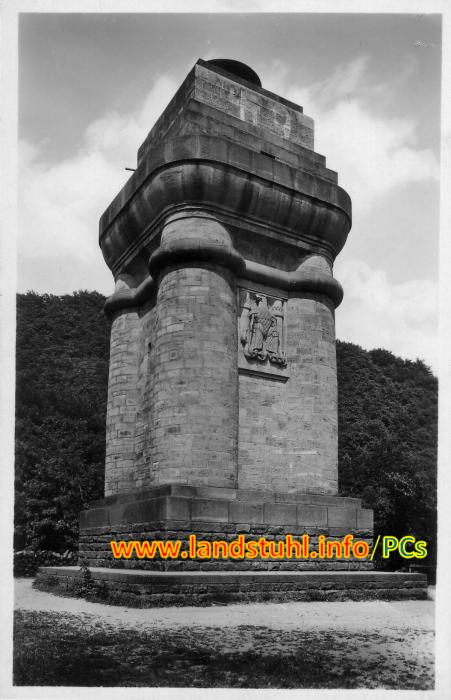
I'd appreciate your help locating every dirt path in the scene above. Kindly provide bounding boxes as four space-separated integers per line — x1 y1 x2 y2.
15 578 434 634
14 579 435 688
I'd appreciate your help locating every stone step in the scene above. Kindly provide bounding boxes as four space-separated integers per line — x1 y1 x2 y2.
34 566 428 606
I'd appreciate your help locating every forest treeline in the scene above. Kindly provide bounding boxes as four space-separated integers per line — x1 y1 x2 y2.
15 291 437 572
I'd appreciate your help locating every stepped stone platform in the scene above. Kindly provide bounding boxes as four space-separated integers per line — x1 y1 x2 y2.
34 482 428 603
34 568 428 606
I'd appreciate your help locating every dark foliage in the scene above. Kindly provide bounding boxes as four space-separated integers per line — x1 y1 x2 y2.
15 291 110 553
14 550 78 577
337 342 437 572
15 292 437 575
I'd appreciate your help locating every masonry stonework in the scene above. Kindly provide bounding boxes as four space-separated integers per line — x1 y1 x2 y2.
150 220 240 488
89 58 356 553
35 59 427 602
104 304 141 496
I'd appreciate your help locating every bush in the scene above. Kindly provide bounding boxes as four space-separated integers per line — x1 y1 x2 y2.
73 563 108 601
14 549 78 577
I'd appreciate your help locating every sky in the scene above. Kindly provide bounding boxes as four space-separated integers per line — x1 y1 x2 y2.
17 12 442 372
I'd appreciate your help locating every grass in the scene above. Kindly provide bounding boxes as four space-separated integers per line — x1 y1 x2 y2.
13 609 434 688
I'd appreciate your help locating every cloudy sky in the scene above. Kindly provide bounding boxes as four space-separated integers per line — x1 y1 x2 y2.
18 12 441 372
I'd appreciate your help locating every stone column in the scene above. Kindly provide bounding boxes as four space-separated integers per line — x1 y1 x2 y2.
285 256 338 495
104 281 141 496
147 212 245 488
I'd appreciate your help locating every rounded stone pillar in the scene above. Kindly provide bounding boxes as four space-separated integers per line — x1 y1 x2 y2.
104 280 141 497
148 213 245 488
286 255 338 495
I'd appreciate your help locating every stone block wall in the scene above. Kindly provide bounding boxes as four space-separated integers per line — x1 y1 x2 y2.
132 301 156 490
105 264 339 496
79 521 374 573
100 60 351 500
137 60 315 164
35 567 428 606
78 485 374 573
285 292 338 492
104 307 141 496
237 288 337 494
193 63 314 149
149 263 238 487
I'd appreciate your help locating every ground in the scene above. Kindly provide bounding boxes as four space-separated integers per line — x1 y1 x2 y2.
13 578 434 688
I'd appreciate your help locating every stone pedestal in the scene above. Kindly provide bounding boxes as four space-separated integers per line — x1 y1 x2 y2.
78 484 374 571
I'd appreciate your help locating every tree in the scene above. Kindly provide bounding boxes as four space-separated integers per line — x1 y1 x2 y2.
15 291 110 551
337 341 437 572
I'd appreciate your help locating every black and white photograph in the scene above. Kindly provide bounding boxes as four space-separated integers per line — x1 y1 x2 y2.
1 1 450 696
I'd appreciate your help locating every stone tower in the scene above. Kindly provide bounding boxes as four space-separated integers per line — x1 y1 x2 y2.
77 58 376 562
101 58 350 499
36 59 428 603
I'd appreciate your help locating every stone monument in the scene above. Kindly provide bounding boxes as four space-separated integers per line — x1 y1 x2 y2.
36 59 427 602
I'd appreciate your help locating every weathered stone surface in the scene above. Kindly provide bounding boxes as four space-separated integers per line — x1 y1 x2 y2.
229 501 264 524
263 503 297 525
137 59 315 161
100 137 351 278
327 507 358 528
357 508 374 529
297 505 328 527
98 60 352 497
104 306 141 496
191 499 229 523
34 567 428 606
64 58 391 592
147 218 240 488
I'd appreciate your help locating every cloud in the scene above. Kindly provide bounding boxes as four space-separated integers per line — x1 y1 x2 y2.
262 57 439 372
18 75 177 288
263 57 439 213
310 55 370 102
20 57 437 272
335 258 438 373
18 58 439 372
312 101 438 212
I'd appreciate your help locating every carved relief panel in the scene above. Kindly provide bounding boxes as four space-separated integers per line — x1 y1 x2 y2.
237 287 289 381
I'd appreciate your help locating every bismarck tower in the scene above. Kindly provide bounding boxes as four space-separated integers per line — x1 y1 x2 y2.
36 60 427 602
101 59 349 500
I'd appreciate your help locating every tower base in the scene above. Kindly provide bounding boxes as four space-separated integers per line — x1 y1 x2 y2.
34 485 427 604
77 484 374 572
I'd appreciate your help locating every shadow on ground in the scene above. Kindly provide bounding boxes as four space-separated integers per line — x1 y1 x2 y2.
14 609 434 689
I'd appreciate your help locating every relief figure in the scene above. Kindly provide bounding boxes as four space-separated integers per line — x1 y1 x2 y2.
240 292 287 366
